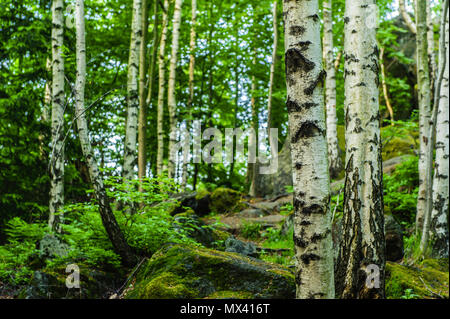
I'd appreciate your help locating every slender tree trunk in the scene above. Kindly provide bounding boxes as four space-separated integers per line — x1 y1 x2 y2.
247 53 258 195
422 1 449 257
145 0 159 107
267 0 278 130
39 58 52 159
336 0 385 299
334 50 343 71
323 0 343 179
426 0 436 86
399 0 417 34
124 0 143 183
283 0 334 299
49 0 65 231
74 0 137 266
415 0 433 234
379 47 395 125
138 0 149 193
156 0 170 177
181 0 197 190
430 4 449 259
167 0 184 179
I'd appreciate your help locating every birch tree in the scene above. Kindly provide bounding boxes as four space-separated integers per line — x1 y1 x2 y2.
74 0 137 266
49 0 65 231
181 0 197 189
415 0 433 233
335 0 385 299
157 0 170 176
423 1 449 258
323 0 343 178
283 0 334 299
138 0 148 192
124 0 143 183
399 0 417 34
167 0 184 179
267 0 278 130
430 4 449 259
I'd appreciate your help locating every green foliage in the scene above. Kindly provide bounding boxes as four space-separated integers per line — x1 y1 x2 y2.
0 177 199 286
400 288 420 299
240 221 262 240
383 156 419 226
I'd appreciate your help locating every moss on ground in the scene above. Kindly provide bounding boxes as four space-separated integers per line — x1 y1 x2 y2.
386 259 449 299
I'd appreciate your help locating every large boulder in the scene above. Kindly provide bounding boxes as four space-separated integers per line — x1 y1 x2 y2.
170 190 211 217
209 188 245 214
173 212 231 249
125 244 295 299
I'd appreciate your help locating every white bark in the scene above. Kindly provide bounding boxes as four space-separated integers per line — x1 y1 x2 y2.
426 1 436 84
74 0 137 266
49 0 65 231
283 0 334 299
427 2 449 258
323 0 343 178
399 0 417 34
181 0 197 189
267 0 278 130
167 0 184 179
415 0 433 233
138 0 148 192
336 0 385 299
157 0 170 177
124 0 143 182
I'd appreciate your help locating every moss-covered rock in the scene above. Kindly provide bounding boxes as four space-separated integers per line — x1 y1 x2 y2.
20 263 123 299
125 244 295 299
386 259 449 299
209 188 244 214
382 136 416 161
170 191 211 217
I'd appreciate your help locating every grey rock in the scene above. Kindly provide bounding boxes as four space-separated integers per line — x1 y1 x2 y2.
224 236 258 258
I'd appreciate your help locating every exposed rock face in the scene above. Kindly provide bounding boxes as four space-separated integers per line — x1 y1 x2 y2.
125 244 295 299
384 215 404 262
251 137 293 199
224 236 258 258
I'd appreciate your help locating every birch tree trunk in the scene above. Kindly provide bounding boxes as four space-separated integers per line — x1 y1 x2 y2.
74 0 137 267
399 0 417 34
323 0 343 179
267 0 278 130
335 0 385 299
426 1 436 85
49 0 65 231
283 0 334 299
415 0 432 234
124 0 143 183
181 0 197 190
138 0 148 193
247 53 258 195
156 0 170 177
167 0 184 179
145 0 159 107
75 0 136 266
425 1 449 258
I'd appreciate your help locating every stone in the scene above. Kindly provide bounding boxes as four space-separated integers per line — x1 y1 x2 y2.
224 236 258 258
124 244 295 299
